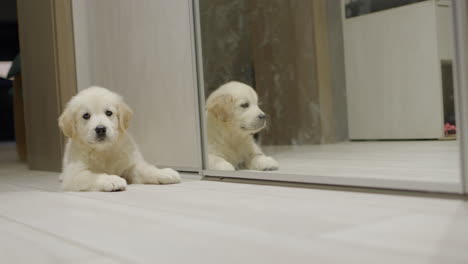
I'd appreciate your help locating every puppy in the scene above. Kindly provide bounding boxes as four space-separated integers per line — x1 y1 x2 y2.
206 81 279 171
58 86 181 191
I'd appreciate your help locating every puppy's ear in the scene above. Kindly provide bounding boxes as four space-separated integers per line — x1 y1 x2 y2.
58 107 75 138
118 101 133 132
206 94 234 123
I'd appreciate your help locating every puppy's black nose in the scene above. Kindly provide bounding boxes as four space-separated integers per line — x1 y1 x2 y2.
258 114 266 120
95 125 107 137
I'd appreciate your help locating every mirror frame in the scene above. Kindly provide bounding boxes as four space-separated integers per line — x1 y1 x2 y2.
452 0 468 194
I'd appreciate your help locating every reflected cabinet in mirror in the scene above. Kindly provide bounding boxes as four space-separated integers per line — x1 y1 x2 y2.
198 0 461 192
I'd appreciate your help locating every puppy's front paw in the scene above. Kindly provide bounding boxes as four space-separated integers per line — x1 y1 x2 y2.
250 155 279 171
210 160 235 171
156 168 181 184
97 175 127 192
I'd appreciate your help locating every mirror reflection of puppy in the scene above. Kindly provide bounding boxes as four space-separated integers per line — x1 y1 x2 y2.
206 81 279 171
58 86 181 191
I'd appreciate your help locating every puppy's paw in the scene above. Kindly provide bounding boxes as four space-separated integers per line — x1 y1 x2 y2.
249 155 279 171
210 160 235 171
97 175 127 192
156 168 181 184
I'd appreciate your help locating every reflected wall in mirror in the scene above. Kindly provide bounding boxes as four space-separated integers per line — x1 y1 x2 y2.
199 0 460 188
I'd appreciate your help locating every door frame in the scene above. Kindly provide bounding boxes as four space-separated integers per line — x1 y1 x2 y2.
16 0 77 171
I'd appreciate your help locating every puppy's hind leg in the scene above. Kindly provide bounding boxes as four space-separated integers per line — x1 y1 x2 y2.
127 162 181 185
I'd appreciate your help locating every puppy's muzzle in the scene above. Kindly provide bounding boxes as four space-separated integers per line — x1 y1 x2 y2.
257 113 267 127
242 114 267 132
95 125 107 139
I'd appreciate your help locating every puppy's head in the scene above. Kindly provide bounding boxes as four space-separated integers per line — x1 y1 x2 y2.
58 86 133 149
206 81 266 134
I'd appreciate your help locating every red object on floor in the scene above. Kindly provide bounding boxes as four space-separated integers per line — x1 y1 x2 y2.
444 123 456 136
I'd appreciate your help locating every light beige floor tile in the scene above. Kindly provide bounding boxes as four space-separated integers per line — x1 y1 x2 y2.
0 216 123 264
321 210 468 263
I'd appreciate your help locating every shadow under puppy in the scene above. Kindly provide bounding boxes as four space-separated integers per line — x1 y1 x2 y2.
206 81 279 171
58 86 181 191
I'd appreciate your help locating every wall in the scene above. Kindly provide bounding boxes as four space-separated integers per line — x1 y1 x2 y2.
72 0 202 170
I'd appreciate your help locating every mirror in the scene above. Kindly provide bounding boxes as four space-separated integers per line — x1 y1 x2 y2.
199 0 460 189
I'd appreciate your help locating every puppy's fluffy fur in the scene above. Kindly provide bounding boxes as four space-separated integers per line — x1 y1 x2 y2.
206 81 279 171
58 86 181 191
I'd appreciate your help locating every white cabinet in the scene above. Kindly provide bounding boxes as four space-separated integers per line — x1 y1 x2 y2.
343 0 453 139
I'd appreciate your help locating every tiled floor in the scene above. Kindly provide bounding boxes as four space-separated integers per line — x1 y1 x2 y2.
1 143 468 263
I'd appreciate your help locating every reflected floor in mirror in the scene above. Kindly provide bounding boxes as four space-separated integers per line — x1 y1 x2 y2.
263 140 460 183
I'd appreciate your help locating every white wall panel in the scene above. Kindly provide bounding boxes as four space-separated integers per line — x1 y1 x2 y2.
72 0 201 170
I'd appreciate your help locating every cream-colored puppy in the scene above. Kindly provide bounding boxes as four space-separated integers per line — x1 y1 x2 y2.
58 86 181 191
206 81 279 171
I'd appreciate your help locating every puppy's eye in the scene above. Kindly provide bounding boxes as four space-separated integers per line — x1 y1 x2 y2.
82 113 91 120
240 103 249 108
105 110 113 116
